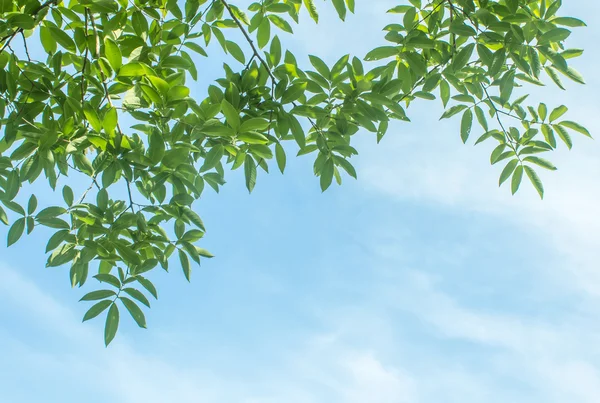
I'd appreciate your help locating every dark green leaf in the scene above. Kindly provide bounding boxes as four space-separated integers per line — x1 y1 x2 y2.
7 217 25 246
511 165 523 195
244 155 257 193
179 249 191 281
83 300 112 322
460 109 473 143
104 303 119 346
80 290 116 301
120 297 147 328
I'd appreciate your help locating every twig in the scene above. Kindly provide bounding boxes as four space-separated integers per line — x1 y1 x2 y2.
221 0 277 82
20 32 31 61
76 178 97 205
125 178 135 213
481 84 523 163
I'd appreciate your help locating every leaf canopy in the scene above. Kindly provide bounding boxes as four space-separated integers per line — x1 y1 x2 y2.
0 0 590 344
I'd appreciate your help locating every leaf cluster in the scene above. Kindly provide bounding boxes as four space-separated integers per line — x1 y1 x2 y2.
0 0 590 344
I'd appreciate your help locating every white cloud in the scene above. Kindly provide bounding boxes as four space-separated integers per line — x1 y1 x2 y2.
0 263 417 403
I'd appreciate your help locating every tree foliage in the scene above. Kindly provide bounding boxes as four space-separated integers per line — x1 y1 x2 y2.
0 0 590 345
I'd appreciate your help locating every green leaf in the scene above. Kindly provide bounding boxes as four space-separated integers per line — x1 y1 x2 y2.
27 195 37 215
500 70 515 103
39 26 57 54
452 44 475 71
549 105 568 122
44 230 68 253
563 66 585 85
238 132 269 144
244 155 257 193
163 148 189 168
119 63 147 77
200 144 224 172
440 105 467 119
226 41 246 64
196 247 214 258
7 217 25 246
240 118 270 132
80 290 117 301
402 52 427 77
523 156 557 171
309 55 330 79
545 66 565 90
94 273 121 289
553 124 573 149
538 28 571 45
119 297 147 328
167 85 190 101
36 206 67 220
132 11 148 38
221 100 240 131
183 42 208 56
331 0 347 21
460 109 473 144
364 46 398 61
335 157 357 179
499 159 519 186
104 38 122 71
8 13 35 29
538 103 548 121
103 107 118 135
524 166 544 199
450 22 477 37
104 303 119 346
551 17 587 27
275 143 286 173
114 243 141 266
82 300 112 322
0 206 8 226
161 55 191 69
257 18 271 49
320 158 334 192
63 186 74 206
440 80 450 107
84 105 103 132
49 27 76 52
183 208 206 231
136 276 158 299
345 0 355 13
148 131 166 164
181 229 204 243
511 164 523 195
179 249 191 281
303 0 319 23
281 82 307 104
558 121 592 137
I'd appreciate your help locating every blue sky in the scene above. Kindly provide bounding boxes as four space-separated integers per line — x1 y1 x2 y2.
2 1 600 402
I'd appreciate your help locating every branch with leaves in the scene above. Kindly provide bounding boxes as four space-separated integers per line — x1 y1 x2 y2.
0 0 591 345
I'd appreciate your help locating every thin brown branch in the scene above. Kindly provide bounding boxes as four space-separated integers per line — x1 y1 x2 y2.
221 0 277 82
76 179 97 205
20 32 31 61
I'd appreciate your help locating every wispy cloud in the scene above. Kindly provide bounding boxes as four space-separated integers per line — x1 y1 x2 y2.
0 263 418 403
